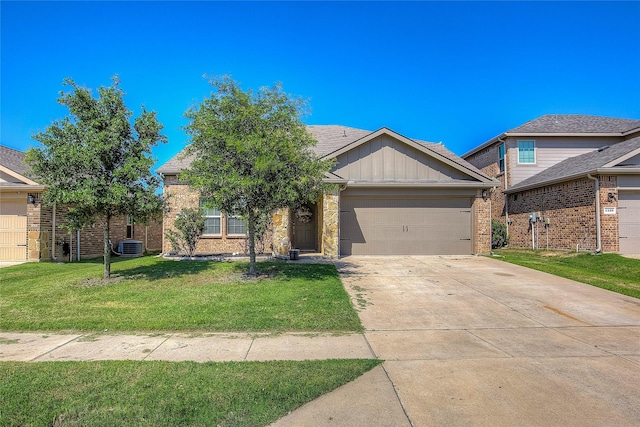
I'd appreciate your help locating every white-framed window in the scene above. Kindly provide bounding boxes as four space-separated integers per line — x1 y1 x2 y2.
498 144 505 172
126 215 134 239
200 201 221 235
227 216 247 235
518 140 535 164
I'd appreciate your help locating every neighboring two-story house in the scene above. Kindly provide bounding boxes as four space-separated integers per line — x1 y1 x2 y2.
463 115 640 254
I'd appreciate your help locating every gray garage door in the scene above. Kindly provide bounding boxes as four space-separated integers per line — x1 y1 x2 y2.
618 191 640 254
340 196 473 255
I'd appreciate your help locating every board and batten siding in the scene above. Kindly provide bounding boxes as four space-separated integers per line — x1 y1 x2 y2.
332 135 471 182
507 136 624 187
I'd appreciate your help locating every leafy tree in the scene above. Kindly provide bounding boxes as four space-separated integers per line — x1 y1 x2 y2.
491 219 509 249
166 207 206 257
27 77 166 278
181 76 332 275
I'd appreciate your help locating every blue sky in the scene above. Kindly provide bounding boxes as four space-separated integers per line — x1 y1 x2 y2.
2 1 639 169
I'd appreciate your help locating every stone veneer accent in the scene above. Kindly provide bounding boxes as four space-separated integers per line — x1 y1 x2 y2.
271 208 291 257
322 188 340 258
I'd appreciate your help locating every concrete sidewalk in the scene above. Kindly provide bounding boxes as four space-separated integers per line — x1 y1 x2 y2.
3 255 640 426
0 332 373 362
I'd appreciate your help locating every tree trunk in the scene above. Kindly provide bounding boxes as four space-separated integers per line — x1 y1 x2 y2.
248 210 257 275
103 215 111 279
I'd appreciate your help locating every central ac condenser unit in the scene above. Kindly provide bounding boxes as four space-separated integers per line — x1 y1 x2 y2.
118 239 143 257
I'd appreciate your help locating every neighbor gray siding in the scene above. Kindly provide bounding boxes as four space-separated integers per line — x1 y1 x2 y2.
619 176 640 188
507 136 624 186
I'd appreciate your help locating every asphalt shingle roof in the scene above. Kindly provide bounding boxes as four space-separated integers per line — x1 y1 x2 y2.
157 125 488 178
509 115 640 134
506 136 640 193
0 145 34 180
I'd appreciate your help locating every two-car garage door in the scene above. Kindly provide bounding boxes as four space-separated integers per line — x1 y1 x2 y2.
340 195 473 256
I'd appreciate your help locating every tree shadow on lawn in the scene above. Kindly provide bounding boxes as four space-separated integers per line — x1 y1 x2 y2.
110 258 341 283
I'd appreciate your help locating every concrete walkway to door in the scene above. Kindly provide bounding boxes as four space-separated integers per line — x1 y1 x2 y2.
272 255 640 427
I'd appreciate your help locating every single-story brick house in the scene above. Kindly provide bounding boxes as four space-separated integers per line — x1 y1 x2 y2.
157 126 497 258
0 145 163 262
463 115 640 254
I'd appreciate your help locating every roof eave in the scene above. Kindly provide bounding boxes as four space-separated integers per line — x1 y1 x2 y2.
461 132 507 159
344 181 497 189
0 164 39 185
0 184 47 192
505 132 626 138
504 167 640 194
596 167 640 175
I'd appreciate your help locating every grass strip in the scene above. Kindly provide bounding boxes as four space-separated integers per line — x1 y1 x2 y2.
0 257 362 332
0 359 381 427
492 249 640 299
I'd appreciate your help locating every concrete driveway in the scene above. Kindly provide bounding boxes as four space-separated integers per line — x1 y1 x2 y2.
275 255 640 426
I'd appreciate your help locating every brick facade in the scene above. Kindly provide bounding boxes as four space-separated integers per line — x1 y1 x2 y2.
163 175 271 255
473 190 492 254
506 176 619 252
25 191 162 262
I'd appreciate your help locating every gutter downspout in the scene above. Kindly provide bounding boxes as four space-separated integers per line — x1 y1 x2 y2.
497 137 510 236
586 174 602 253
52 203 57 261
76 229 81 261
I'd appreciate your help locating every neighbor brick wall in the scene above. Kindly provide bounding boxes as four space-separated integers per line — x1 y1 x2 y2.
465 143 507 222
506 176 619 252
599 176 619 253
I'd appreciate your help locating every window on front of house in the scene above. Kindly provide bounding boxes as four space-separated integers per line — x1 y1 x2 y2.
200 201 221 235
227 216 247 235
518 140 535 164
498 144 505 172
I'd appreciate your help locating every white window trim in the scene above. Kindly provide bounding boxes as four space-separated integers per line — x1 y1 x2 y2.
226 214 247 236
126 215 134 239
498 143 505 172
517 140 536 164
201 201 222 236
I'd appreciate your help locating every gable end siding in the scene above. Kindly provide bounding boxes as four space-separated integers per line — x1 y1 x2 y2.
332 135 472 182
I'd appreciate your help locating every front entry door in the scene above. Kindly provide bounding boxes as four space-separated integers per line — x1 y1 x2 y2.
292 205 316 251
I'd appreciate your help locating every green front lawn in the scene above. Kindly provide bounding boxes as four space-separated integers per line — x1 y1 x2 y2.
0 256 362 332
492 249 640 299
0 359 381 427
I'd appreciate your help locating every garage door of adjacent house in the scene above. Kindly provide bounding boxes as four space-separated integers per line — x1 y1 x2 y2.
618 191 640 254
340 195 473 256
0 195 28 261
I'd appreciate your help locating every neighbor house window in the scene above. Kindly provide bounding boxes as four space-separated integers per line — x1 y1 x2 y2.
518 140 535 164
498 144 505 172
200 201 221 235
126 215 134 239
227 216 246 235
